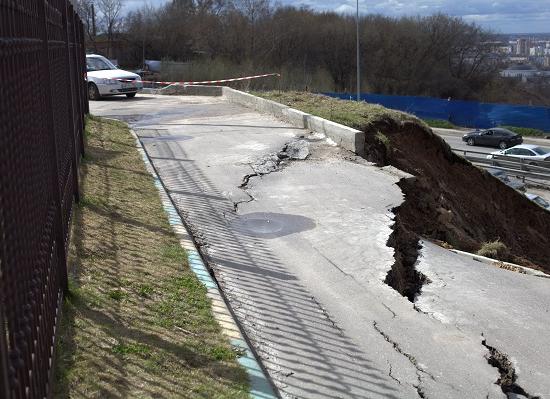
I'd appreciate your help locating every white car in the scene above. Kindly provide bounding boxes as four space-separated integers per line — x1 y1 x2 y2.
486 144 550 167
525 193 550 211
86 54 143 100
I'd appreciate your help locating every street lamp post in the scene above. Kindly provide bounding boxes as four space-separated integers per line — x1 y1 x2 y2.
356 0 360 102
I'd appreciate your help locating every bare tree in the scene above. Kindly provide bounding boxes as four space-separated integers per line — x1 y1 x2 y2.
97 0 123 58
74 0 98 50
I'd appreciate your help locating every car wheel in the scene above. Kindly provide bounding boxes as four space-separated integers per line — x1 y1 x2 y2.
126 93 136 98
88 83 101 101
499 141 508 149
467 138 475 146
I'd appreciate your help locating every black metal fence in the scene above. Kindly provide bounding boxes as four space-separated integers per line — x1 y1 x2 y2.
0 0 87 397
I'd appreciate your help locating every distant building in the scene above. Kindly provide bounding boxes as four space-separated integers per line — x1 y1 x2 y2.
501 64 550 81
517 38 528 56
509 56 529 63
497 46 512 55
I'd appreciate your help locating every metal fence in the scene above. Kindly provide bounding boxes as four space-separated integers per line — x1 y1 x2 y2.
0 0 87 397
325 92 550 132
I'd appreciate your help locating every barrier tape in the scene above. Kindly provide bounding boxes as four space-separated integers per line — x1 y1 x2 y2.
115 73 281 86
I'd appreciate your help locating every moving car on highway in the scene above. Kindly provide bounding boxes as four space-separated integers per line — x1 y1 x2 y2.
525 193 550 211
486 168 525 191
86 54 143 100
462 128 522 149
486 144 550 168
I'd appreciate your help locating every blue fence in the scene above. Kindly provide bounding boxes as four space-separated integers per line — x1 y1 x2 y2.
324 92 550 132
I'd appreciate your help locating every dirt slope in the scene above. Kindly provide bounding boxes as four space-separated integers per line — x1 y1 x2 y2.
364 118 550 274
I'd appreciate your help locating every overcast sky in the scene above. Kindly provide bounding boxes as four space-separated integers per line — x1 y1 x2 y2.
123 0 550 33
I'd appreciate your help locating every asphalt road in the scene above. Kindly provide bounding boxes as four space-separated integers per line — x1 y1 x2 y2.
433 128 550 155
91 94 550 399
434 128 550 203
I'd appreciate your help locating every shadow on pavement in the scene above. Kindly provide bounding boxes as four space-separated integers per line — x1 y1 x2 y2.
136 127 402 399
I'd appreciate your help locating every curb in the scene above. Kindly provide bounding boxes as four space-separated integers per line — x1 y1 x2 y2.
143 86 365 157
223 87 366 157
449 248 550 278
130 129 279 399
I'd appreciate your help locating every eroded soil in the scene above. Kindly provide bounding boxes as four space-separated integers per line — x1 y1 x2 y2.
362 118 550 298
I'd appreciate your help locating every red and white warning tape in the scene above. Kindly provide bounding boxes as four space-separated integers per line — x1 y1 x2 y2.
117 73 281 85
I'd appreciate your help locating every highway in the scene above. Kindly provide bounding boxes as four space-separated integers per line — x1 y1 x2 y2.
433 127 550 155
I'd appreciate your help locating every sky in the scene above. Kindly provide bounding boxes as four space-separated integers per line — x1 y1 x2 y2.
123 0 550 34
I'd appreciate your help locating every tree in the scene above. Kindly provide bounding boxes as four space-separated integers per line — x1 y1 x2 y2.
74 0 98 51
97 0 123 58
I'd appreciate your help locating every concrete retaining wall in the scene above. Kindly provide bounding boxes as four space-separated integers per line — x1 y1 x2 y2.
223 87 365 156
149 84 365 156
147 84 223 97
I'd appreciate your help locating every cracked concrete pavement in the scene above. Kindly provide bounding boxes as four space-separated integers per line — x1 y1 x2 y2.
91 94 550 399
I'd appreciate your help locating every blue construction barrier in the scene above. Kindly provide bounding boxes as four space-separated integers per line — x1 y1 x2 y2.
323 92 550 132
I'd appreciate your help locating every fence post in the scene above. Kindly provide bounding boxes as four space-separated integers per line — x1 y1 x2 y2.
0 302 9 398
63 1 81 203
38 0 69 294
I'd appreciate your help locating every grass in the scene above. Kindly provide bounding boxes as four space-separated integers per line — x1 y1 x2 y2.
253 91 423 131
54 116 249 398
477 240 510 261
375 131 391 151
498 126 548 137
254 92 549 137
423 119 457 129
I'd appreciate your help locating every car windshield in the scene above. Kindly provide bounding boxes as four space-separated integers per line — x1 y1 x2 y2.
87 57 117 72
531 147 549 156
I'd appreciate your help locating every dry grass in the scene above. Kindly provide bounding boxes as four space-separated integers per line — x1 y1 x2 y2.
477 240 510 262
54 116 249 398
253 91 424 131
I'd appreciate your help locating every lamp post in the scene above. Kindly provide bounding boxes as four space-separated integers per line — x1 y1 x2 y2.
356 0 360 101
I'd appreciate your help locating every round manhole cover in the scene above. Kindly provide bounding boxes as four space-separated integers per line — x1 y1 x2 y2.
230 212 315 239
239 217 284 235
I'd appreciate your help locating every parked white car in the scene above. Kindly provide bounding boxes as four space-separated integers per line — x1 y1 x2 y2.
86 54 143 100
486 144 550 166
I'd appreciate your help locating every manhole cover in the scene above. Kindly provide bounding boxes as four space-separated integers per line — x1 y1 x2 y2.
239 218 284 235
230 212 315 239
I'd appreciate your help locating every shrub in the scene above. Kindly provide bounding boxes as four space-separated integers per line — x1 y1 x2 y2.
477 240 510 261
499 126 547 137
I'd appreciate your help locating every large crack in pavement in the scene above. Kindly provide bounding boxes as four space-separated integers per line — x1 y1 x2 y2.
482 338 541 399
373 321 435 399
384 201 431 303
235 139 310 212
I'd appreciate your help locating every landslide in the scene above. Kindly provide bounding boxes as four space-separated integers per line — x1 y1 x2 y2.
255 92 550 280
364 117 550 273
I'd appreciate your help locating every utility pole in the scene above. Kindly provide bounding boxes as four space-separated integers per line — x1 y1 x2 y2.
356 0 360 101
91 3 96 37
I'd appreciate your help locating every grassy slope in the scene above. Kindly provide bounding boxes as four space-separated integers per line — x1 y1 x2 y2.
54 116 249 398
253 91 423 130
255 92 548 136
498 126 547 137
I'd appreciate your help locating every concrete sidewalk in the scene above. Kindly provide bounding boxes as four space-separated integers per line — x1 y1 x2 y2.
91 94 550 399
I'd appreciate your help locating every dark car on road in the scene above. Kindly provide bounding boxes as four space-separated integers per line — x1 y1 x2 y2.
462 128 523 149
